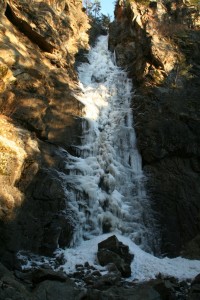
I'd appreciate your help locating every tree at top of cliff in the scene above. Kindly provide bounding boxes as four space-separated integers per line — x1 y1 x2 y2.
83 0 101 17
93 0 101 17
83 0 93 14
83 0 111 29
100 13 111 28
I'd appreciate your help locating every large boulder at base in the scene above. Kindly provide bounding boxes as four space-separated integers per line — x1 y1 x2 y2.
97 235 134 277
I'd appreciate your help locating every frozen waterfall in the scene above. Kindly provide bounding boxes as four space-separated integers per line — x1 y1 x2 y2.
64 35 155 252
17 36 200 283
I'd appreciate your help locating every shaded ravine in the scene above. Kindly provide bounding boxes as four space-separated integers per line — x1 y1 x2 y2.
16 37 200 287
62 35 158 253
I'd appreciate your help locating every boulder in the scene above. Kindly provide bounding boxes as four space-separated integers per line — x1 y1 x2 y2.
97 235 134 277
97 249 131 277
98 235 134 264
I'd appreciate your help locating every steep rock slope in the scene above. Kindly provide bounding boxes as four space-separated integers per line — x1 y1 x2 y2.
109 0 200 257
0 0 89 267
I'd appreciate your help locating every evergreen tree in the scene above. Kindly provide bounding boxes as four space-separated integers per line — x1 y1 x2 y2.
83 0 111 29
83 0 93 15
92 0 101 18
101 13 111 28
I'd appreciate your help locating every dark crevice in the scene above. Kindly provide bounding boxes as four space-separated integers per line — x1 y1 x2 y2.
5 4 54 53
14 117 46 142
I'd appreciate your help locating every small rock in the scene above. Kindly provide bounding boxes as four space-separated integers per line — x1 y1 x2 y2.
84 275 96 285
91 270 101 277
84 262 90 268
93 271 121 289
73 271 84 279
31 268 67 284
75 264 84 269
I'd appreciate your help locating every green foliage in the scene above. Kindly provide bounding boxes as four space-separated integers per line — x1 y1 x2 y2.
93 0 101 17
83 0 93 14
100 14 112 28
83 0 101 17
83 1 111 29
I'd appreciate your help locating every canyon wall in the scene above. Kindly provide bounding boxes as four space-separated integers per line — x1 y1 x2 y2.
1 0 200 271
109 0 200 257
0 1 200 299
0 0 90 268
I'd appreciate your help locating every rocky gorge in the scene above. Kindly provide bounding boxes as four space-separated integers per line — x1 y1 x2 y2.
0 0 200 299
109 0 200 258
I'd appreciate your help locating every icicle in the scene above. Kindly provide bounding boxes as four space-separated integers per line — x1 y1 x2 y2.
64 35 156 252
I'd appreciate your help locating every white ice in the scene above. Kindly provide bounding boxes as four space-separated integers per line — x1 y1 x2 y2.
64 35 156 251
58 35 200 283
58 233 200 282
17 36 200 284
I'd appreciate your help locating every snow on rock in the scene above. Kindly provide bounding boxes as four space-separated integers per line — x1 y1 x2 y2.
58 233 200 282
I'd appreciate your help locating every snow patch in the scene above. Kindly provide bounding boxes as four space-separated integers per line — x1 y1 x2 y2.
58 234 200 282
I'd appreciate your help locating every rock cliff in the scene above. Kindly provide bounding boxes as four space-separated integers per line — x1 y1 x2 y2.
0 0 89 267
0 0 200 299
109 0 200 257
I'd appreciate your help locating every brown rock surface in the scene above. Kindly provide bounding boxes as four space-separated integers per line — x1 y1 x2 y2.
0 114 39 220
0 0 90 267
0 0 90 148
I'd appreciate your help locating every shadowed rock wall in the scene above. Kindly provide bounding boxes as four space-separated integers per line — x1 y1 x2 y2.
0 0 90 268
109 0 200 257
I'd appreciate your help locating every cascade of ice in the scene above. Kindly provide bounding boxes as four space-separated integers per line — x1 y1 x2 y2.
64 35 155 252
16 37 200 283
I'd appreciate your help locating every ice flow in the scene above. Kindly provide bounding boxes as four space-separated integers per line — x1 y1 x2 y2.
64 35 155 252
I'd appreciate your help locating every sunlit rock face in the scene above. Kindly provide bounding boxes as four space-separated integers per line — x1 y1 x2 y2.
0 0 90 267
0 115 39 220
0 0 90 149
109 0 200 258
